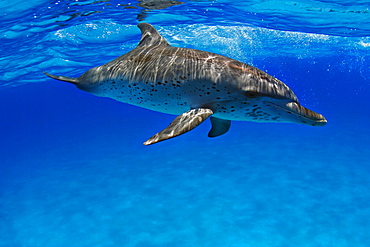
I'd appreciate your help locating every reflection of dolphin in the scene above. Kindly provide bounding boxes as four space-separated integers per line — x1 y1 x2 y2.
121 0 184 21
136 0 184 10
44 23 327 145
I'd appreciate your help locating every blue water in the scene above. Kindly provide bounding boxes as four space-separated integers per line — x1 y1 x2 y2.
1 0 370 246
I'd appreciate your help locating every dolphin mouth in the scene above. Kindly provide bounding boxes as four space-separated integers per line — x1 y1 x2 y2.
264 101 327 126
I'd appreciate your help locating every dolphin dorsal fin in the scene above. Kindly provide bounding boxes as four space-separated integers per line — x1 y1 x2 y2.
137 23 169 48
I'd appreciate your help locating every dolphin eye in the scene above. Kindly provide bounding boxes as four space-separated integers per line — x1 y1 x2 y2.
245 91 257 98
245 91 267 98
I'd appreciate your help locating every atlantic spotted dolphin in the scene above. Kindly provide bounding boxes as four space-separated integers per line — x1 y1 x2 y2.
44 23 327 145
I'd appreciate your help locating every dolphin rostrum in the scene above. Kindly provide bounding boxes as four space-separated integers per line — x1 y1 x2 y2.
44 23 327 145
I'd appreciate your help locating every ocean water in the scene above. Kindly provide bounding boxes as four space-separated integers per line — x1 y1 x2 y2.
1 0 370 246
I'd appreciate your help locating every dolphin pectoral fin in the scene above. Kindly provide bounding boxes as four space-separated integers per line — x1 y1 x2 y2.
143 108 213 145
208 117 231 138
43 71 79 85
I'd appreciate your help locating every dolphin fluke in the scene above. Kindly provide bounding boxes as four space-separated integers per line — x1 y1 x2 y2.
43 71 79 85
143 108 213 145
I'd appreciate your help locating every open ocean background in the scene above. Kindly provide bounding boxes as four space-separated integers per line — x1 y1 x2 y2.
1 0 370 246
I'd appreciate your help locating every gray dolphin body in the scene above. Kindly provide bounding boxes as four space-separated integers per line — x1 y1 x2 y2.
44 23 327 145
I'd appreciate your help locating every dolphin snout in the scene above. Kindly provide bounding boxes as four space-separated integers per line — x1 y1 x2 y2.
286 102 327 126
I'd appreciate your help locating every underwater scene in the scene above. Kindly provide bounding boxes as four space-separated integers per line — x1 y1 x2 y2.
1 0 370 246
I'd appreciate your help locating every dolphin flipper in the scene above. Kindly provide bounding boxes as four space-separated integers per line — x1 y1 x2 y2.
208 117 231 138
143 108 213 145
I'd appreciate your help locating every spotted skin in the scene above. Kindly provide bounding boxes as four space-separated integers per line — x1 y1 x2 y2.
44 23 327 145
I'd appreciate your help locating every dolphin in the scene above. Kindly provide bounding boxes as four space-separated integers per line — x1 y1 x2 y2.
44 23 327 145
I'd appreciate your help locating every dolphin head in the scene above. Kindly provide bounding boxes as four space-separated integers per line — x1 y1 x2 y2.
236 71 327 126
262 98 327 126
239 89 327 126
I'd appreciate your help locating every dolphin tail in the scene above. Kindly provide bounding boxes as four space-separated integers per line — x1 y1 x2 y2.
43 71 79 85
